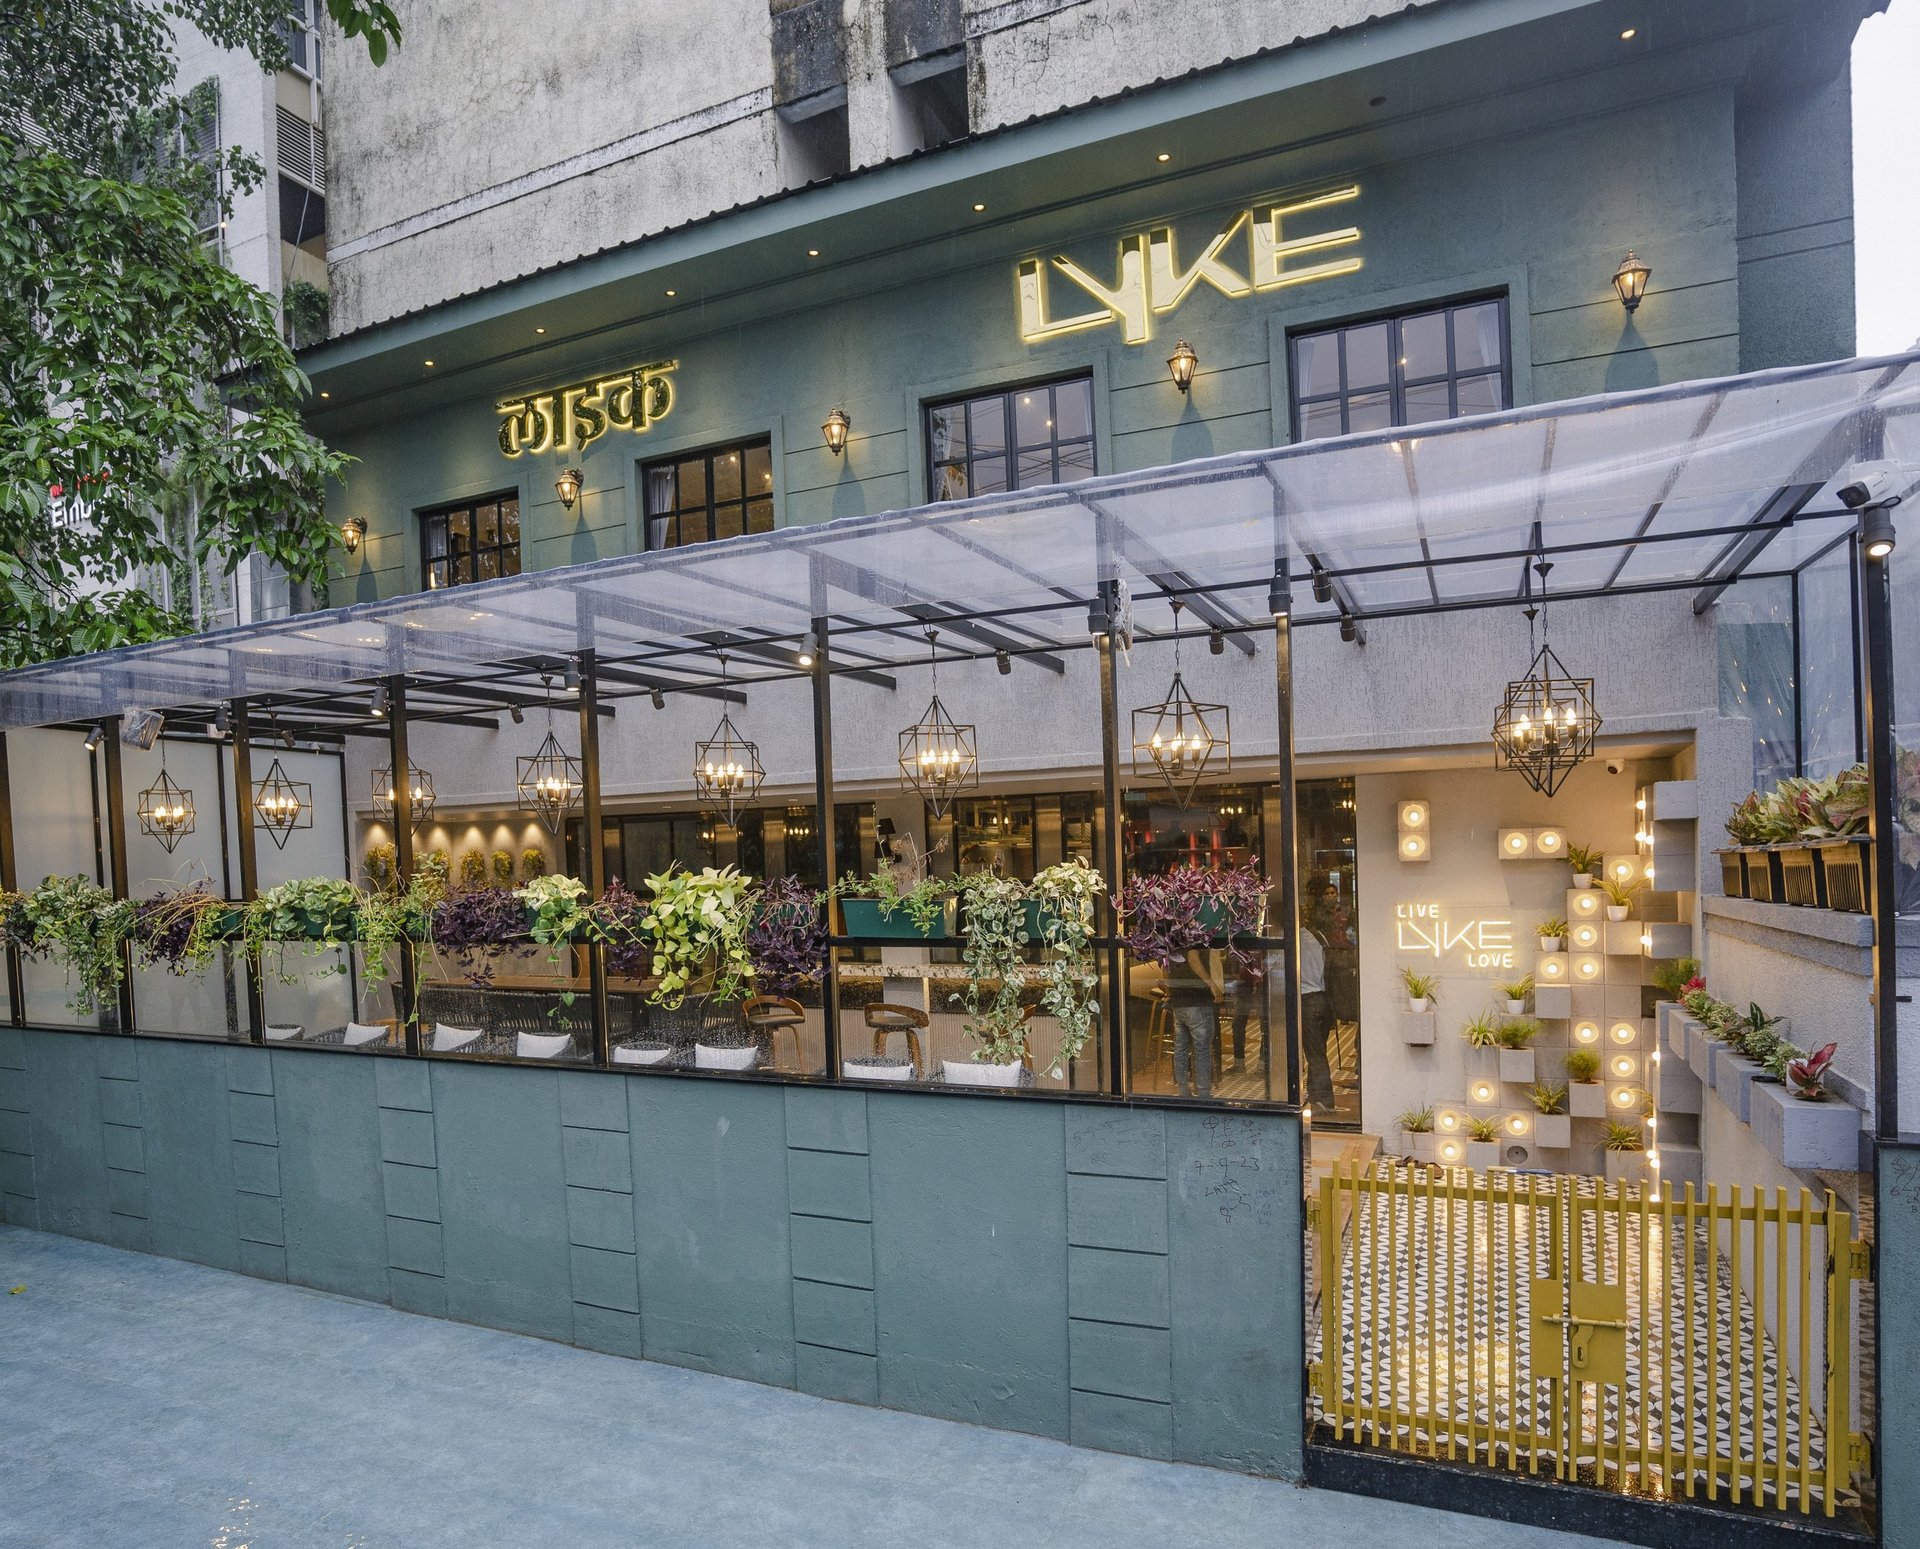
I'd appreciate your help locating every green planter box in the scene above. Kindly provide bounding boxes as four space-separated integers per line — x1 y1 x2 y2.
840 897 951 941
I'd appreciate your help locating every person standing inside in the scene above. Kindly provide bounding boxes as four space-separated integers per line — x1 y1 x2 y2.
1167 945 1223 1099
1299 922 1334 1115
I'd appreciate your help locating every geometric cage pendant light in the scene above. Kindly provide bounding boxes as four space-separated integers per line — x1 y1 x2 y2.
251 756 313 849
1492 558 1601 798
1130 597 1229 807
515 672 583 835
897 627 978 819
693 653 765 828
137 741 196 854
372 762 436 825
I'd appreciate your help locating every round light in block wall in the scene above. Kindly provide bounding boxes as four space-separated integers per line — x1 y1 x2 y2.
1472 1081 1496 1104
1610 1021 1638 1045
1535 828 1565 856
1612 1086 1638 1109
1571 892 1600 918
1573 955 1603 981
1399 800 1428 829
1508 1114 1530 1135
1635 796 1647 812
1437 1110 1461 1132
1439 1140 1463 1163
1538 955 1567 982
1400 832 1430 860
1608 856 1638 885
1574 1020 1601 1044
1504 830 1531 856
1612 1054 1638 1079
1571 922 1601 949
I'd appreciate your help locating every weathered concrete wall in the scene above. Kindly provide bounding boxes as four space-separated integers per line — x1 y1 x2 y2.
0 1025 1306 1477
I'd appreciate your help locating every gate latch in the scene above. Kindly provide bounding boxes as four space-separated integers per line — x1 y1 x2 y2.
1532 1277 1628 1384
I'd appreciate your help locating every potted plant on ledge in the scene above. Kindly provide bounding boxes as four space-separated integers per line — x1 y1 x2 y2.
1602 1120 1648 1184
1464 1114 1502 1170
1601 876 1640 922
1397 1106 1436 1163
1565 1047 1605 1116
1529 1082 1571 1148
1400 965 1438 1014
1463 1011 1501 1075
1537 916 1566 954
1566 843 1600 890
1497 1018 1539 1084
1495 974 1533 1016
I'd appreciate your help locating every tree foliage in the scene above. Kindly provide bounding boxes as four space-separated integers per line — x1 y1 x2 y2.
0 0 400 669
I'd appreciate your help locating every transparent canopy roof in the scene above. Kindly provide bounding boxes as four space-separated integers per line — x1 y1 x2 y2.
3 350 1915 732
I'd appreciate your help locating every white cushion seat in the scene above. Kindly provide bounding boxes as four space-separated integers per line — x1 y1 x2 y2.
431 1023 483 1053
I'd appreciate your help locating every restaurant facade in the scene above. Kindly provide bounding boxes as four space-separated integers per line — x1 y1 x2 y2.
2 2 1916 1545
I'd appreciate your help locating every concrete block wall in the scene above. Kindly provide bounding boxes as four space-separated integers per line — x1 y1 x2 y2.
0 1028 1306 1478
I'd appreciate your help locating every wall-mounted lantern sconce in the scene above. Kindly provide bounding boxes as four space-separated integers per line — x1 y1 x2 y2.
822 408 851 456
341 515 367 554
1612 251 1651 313
555 468 583 511
1167 339 1199 394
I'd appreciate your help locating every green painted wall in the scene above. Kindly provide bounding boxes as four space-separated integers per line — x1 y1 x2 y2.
0 1026 1306 1478
321 56 1853 607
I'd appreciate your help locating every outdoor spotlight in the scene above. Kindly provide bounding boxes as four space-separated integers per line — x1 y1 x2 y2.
213 706 230 738
510 704 525 725
563 659 581 691
1339 617 1357 643
280 725 296 749
797 632 817 669
1861 505 1896 560
995 649 1011 676
370 684 388 718
1208 626 1224 656
1167 339 1199 394
650 688 666 710
1311 567 1334 604
340 515 367 554
555 468 583 511
1612 251 1652 313
822 408 851 456
82 720 109 752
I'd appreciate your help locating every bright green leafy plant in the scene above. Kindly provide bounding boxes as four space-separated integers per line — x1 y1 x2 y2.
640 865 755 1009
9 875 136 1014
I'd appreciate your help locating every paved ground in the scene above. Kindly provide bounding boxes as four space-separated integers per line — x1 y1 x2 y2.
0 1226 1614 1549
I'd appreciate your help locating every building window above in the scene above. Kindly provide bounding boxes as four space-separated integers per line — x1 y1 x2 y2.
926 376 1096 502
1291 296 1509 442
422 493 521 590
644 439 774 550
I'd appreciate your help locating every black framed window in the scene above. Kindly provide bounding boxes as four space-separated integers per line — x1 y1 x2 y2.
1291 296 1509 442
925 375 1095 502
422 492 520 590
644 439 773 550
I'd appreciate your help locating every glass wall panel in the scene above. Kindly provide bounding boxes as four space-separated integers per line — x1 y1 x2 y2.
249 748 358 1047
1799 545 1861 779
1715 575 1796 792
1889 537 1919 918
8 729 113 1030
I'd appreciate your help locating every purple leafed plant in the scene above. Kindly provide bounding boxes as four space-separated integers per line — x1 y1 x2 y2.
595 879 650 978
1114 861 1270 973
431 886 530 986
746 877 827 994
131 882 216 974
1786 1041 1839 1101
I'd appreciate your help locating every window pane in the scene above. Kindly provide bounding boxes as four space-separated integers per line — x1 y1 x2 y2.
968 396 1006 452
933 460 969 501
713 449 742 503
1454 302 1505 370
970 456 1007 495
500 545 522 578
644 466 676 518
423 520 447 562
500 497 520 541
1345 324 1390 389
1294 332 1341 398
478 550 500 581
1015 448 1053 488
1346 391 1391 433
747 498 774 534
446 508 471 548
1455 372 1504 416
1298 399 1344 443
678 457 707 509
929 404 967 463
1404 381 1452 424
1399 311 1448 380
1055 378 1093 441
1057 441 1095 482
475 502 499 547
1014 388 1051 449
712 504 744 541
745 442 773 498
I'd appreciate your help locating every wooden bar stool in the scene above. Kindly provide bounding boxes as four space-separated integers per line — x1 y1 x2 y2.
743 995 807 1072
864 1002 928 1077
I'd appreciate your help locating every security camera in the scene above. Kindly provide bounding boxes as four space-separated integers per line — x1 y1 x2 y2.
1604 758 1625 776
1836 461 1906 510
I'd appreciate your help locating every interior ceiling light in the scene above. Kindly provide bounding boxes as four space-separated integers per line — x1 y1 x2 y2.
694 653 764 826
136 733 195 854
1492 558 1600 797
1131 598 1229 807
372 762 435 825
252 757 312 849
898 627 978 819
516 672 584 834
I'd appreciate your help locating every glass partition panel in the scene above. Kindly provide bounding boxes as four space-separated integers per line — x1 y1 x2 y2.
123 735 246 1041
8 729 113 1030
247 748 356 1047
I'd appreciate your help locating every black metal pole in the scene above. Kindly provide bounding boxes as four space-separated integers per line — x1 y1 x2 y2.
577 651 611 1068
0 735 22 1028
811 615 841 1079
1860 525 1901 1141
231 702 265 1045
1271 574 1304 1111
100 727 136 1035
386 675 422 1056
1095 588 1128 1096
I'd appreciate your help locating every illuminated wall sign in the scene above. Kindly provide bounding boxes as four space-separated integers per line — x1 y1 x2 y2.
1395 901 1515 971
1016 185 1362 345
497 359 678 458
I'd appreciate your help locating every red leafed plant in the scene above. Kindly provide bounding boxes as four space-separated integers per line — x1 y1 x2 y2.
1785 1042 1839 1101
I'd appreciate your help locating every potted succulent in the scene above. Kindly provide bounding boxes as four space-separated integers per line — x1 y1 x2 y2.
1749 1041 1860 1169
1397 1106 1436 1163
1565 1047 1606 1116
1463 1011 1501 1075
1495 974 1533 1016
1464 1114 1501 1170
1602 1120 1649 1184
1805 765 1871 912
1566 843 1600 890
1400 966 1438 1014
1529 1082 1571 1148
1601 875 1640 922
1537 916 1567 953
1497 1017 1540 1084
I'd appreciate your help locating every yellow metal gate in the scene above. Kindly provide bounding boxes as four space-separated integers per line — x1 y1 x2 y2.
1309 1164 1871 1516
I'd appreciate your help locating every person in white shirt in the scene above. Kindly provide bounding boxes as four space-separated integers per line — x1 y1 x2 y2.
1298 924 1334 1113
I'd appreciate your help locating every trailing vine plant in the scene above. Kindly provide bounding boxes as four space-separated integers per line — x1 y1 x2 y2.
1028 859 1101 1076
950 872 1030 1065
12 874 136 1014
640 865 755 1009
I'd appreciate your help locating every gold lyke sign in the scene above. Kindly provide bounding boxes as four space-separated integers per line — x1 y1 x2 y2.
1017 186 1362 344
